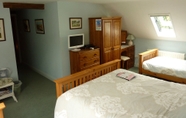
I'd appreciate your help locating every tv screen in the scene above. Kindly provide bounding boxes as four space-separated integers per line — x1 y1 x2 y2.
68 34 84 50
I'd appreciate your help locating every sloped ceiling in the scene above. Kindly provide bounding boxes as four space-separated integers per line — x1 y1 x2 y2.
2 0 186 41
103 0 186 41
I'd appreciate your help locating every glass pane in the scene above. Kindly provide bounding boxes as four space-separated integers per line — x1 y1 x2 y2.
150 15 176 38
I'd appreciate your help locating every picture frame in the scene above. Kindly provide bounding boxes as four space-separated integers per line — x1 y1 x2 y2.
95 19 101 31
23 19 30 32
69 17 82 29
0 18 6 41
35 19 45 34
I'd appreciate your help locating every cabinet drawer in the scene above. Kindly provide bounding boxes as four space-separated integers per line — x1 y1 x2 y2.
128 46 134 52
79 49 99 61
80 58 100 70
70 48 100 74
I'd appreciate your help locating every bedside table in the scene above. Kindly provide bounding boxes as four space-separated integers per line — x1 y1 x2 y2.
0 82 18 102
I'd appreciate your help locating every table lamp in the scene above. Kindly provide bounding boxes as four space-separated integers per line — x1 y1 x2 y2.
126 34 135 45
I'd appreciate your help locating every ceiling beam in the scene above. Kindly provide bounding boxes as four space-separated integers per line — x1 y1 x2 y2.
3 2 44 10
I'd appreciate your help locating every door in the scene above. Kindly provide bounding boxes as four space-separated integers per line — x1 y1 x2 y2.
11 14 22 64
112 19 121 60
102 19 112 63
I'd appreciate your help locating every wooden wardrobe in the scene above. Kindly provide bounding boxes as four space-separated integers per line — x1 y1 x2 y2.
89 17 121 64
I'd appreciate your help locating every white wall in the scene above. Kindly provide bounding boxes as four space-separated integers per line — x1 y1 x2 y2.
17 1 108 80
0 3 19 80
104 0 186 42
57 1 108 77
17 2 62 80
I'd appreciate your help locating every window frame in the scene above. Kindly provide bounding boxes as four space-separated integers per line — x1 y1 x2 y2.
150 14 176 38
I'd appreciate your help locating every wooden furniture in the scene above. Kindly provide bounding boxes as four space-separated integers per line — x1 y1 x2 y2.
69 48 100 74
3 3 44 9
89 17 121 64
121 30 127 44
139 49 186 84
121 45 135 69
121 56 130 69
54 64 186 118
54 59 120 97
0 81 18 102
0 103 5 118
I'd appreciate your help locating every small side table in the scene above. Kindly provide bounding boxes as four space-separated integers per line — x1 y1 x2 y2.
0 82 18 102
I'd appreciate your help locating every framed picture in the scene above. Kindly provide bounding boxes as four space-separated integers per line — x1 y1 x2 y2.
23 19 30 32
95 19 101 31
35 19 45 34
0 18 6 41
69 17 82 29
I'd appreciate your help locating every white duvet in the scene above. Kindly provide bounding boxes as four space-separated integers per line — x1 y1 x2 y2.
54 69 186 118
143 56 186 78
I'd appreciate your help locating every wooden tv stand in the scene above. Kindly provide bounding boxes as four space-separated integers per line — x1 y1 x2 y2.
70 48 100 74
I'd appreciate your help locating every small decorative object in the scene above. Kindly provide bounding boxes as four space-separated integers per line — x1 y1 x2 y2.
116 72 136 81
0 18 6 41
126 34 135 45
0 68 11 78
35 19 45 34
0 78 12 86
95 19 101 31
23 19 30 32
69 17 82 29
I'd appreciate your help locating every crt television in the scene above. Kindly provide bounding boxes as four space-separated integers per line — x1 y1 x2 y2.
68 34 84 51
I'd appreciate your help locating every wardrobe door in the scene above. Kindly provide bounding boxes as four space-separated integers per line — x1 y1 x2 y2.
112 19 121 60
102 19 113 63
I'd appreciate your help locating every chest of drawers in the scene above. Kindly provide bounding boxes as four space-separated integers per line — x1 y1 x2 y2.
70 48 100 74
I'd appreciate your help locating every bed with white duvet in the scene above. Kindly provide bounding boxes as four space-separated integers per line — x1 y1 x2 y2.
54 69 186 118
143 56 186 79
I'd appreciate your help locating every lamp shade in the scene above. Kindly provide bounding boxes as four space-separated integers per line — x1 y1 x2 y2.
126 34 135 40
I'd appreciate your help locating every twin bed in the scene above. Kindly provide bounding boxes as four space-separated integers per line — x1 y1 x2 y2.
139 49 186 84
54 59 186 118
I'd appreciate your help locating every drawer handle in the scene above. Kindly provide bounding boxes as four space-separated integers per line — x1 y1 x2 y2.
94 54 97 56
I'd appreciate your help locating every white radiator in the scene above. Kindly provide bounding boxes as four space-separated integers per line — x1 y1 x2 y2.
158 50 185 60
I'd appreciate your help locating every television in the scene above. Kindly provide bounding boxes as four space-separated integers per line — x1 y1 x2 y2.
68 34 84 51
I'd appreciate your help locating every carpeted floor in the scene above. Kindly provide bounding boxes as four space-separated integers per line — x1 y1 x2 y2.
1 64 56 118
1 64 139 118
128 66 138 73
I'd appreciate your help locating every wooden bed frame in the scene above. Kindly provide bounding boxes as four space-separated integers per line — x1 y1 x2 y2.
54 59 121 98
0 102 5 118
139 49 186 84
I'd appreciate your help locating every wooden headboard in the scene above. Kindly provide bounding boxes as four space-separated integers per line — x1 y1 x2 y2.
139 49 158 74
54 59 121 98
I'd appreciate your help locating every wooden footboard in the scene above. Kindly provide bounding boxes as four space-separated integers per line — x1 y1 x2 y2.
142 69 186 84
139 49 158 74
54 59 121 98
0 103 5 118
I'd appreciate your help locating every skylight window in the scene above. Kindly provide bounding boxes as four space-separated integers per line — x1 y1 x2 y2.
150 15 176 38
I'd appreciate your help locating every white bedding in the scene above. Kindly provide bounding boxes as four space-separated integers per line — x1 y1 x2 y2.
54 69 186 118
143 56 186 79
